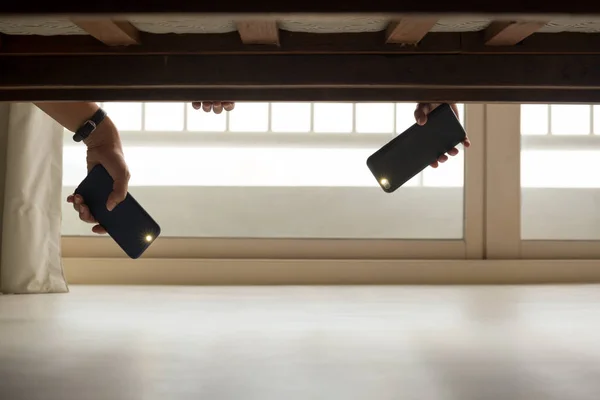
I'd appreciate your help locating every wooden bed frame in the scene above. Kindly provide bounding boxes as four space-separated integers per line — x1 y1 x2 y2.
2 2 600 103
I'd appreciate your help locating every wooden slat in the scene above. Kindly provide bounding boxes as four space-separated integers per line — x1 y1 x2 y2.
386 18 438 44
71 19 140 46
485 21 547 46
236 21 279 45
2 1 600 15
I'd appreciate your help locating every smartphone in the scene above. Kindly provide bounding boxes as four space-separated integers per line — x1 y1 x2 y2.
74 164 161 259
366 103 467 193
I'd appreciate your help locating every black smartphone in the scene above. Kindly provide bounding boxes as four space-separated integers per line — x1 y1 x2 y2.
366 103 467 193
74 164 161 259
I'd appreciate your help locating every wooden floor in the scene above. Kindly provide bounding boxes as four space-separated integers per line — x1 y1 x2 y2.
1 285 600 400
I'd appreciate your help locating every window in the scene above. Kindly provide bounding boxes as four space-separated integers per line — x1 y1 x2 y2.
62 102 466 240
60 101 600 267
521 104 600 240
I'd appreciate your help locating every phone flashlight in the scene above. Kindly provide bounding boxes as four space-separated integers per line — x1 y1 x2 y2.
379 178 391 190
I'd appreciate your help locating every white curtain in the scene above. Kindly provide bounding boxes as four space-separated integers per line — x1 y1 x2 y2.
0 103 68 294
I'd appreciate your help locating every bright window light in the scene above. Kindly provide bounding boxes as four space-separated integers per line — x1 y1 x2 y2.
520 104 549 135
186 103 226 132
522 150 600 188
313 103 353 133
144 102 185 131
63 101 466 239
229 102 269 132
102 102 143 131
550 105 590 135
63 146 427 187
63 102 466 188
396 103 417 133
594 105 600 134
271 103 311 132
355 103 395 133
521 103 600 187
423 151 464 187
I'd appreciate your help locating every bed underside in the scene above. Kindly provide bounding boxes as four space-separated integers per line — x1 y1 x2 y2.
3 16 600 35
2 13 600 103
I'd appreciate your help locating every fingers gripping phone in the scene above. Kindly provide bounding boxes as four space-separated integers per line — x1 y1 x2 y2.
74 165 161 259
366 103 467 193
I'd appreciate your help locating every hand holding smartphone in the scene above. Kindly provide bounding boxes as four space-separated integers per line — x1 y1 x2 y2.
366 103 467 193
74 165 161 259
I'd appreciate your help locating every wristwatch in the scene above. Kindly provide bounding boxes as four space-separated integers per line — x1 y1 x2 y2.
72 108 107 143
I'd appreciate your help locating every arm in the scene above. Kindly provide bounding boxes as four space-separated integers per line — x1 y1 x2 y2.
34 102 120 148
35 102 130 233
34 102 101 132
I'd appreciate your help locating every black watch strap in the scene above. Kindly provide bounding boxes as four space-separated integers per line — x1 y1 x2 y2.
73 108 107 143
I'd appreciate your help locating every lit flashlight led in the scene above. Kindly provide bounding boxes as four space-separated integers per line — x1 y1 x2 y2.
145 235 154 242
379 178 391 189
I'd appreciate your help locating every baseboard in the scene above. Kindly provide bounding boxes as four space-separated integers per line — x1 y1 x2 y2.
63 258 600 285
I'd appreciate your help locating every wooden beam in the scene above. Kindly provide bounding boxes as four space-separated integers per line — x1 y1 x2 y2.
236 21 279 45
71 19 140 46
485 21 547 46
1 54 600 91
3 87 600 103
386 18 438 44
2 1 600 15
0 32 462 55
460 32 600 54
4 32 600 56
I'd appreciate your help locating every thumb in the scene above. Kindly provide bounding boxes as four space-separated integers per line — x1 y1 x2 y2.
107 177 128 211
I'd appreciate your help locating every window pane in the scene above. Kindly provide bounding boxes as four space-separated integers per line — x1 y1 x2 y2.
186 103 226 132
522 150 600 188
520 104 548 135
521 103 600 239
63 144 463 239
355 103 394 133
423 151 464 187
550 105 590 135
594 105 600 134
396 103 417 133
102 102 142 131
455 103 465 123
63 102 466 240
229 102 269 132
521 100 600 242
271 103 311 132
313 103 353 133
144 102 184 131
